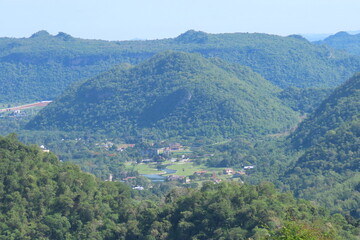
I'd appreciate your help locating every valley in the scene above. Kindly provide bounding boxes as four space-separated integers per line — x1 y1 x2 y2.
0 29 359 239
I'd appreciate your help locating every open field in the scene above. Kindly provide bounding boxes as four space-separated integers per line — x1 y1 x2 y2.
127 160 237 178
125 162 164 175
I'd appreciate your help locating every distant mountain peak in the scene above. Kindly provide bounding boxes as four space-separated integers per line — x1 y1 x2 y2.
287 34 309 42
334 31 350 37
55 32 74 41
175 30 209 44
30 30 52 38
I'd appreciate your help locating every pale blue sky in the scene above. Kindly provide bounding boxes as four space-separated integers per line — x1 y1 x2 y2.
1 0 359 40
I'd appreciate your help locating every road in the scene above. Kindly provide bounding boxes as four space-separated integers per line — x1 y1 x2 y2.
0 101 52 113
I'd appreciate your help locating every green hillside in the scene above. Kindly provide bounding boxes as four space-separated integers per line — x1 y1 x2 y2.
284 73 360 217
0 134 358 239
316 31 360 56
26 51 298 139
292 72 360 148
1 30 360 103
0 134 133 239
277 87 334 113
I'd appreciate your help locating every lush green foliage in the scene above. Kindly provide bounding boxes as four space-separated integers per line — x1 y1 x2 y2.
285 119 360 218
190 72 360 220
292 72 360 148
0 134 135 239
2 30 360 103
1 136 358 239
284 73 360 218
278 87 333 113
316 31 360 56
26 51 298 139
136 182 358 239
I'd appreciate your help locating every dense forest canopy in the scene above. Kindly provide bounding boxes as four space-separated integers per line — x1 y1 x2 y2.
292 72 360 148
0 134 359 239
1 30 360 104
315 31 360 56
26 51 299 140
283 73 360 218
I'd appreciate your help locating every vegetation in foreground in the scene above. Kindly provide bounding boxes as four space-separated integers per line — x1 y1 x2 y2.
0 134 359 239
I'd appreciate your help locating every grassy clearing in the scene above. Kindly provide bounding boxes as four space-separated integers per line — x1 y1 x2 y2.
126 160 241 179
125 162 164 175
165 162 202 176
165 162 226 177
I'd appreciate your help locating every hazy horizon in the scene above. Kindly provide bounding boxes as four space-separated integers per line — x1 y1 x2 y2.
1 0 360 41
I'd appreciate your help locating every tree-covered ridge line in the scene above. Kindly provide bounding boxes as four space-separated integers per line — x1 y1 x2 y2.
1 29 360 103
282 72 360 218
315 31 360 56
26 51 299 140
0 134 359 239
184 72 360 220
292 72 360 148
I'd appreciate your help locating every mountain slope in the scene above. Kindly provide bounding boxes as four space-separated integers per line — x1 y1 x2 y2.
316 31 360 56
292 72 360 148
284 73 360 217
26 51 298 139
1 30 360 103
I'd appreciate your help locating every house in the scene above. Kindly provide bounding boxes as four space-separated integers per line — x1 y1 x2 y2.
117 144 135 151
223 168 234 175
105 174 113 182
40 145 50 153
184 177 191 184
194 170 208 175
123 176 137 181
167 175 186 181
162 147 171 156
244 166 255 170
169 143 183 151
133 186 144 190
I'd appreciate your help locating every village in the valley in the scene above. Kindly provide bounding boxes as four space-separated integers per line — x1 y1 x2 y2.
99 141 255 189
1 103 255 190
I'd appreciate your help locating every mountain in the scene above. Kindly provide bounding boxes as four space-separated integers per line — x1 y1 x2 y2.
0 31 152 104
292 72 360 148
2 30 360 104
315 31 360 55
26 51 298 139
277 87 333 113
284 73 360 217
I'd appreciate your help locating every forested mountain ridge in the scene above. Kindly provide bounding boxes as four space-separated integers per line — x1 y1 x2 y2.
1 30 360 103
0 134 359 239
315 31 360 56
284 73 360 218
26 51 298 139
292 72 360 148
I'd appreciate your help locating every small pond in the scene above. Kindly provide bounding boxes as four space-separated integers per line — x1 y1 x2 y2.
142 168 177 182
